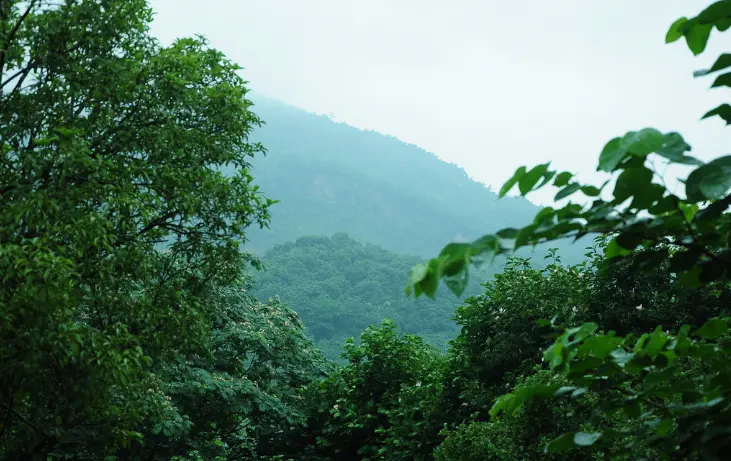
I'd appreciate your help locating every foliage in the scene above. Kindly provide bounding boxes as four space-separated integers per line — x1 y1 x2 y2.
282 320 446 461
408 1 731 459
5 0 731 460
435 370 612 461
254 233 484 360
407 5 731 299
0 0 278 458
448 250 592 406
120 280 329 461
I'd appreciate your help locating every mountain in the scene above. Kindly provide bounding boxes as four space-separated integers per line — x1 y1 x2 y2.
244 95 587 264
252 233 483 360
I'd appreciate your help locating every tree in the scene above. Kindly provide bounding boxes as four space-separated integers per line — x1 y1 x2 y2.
0 0 273 458
408 1 731 458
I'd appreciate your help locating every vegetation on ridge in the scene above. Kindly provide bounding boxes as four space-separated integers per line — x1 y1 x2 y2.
1 0 730 460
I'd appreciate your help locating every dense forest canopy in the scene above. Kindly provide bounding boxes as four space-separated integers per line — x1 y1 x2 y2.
1 1 730 461
253 233 485 360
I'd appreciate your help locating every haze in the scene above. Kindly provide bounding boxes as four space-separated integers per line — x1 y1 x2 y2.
149 0 730 204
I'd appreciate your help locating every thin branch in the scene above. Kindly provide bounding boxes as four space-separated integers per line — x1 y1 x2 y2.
0 400 45 435
0 0 38 77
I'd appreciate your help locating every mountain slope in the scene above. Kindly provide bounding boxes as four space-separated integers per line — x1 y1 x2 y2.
244 95 586 263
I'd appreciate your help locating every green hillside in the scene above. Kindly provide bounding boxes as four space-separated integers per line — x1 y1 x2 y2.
244 95 587 264
253 233 486 360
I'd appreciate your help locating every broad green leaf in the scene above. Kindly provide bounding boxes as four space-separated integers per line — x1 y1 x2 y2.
496 227 519 239
684 23 713 55
533 207 555 225
545 433 575 453
666 17 689 43
679 265 703 288
693 318 729 339
649 195 677 214
554 171 573 187
656 132 694 163
670 249 702 272
613 167 654 204
598 137 628 172
694 195 731 222
581 185 600 197
500 166 527 197
555 183 581 201
694 53 731 76
469 234 501 269
702 103 731 124
711 72 731 88
405 263 428 296
623 128 663 156
616 232 644 250
685 155 731 201
718 17 731 31
444 267 469 296
605 239 631 259
699 257 728 283
657 419 675 437
519 163 550 195
698 1 731 26
438 242 471 277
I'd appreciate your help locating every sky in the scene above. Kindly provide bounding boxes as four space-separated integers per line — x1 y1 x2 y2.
149 0 730 205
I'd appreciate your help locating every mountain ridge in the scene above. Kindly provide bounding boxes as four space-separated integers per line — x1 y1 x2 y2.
243 94 586 264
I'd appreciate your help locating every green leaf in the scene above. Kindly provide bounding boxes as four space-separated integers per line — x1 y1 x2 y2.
670 249 702 273
711 71 731 88
695 195 731 222
698 1 731 26
666 17 689 43
650 195 678 214
699 257 728 283
496 227 519 239
693 318 729 339
684 23 713 55
717 17 731 31
500 166 527 197
444 267 469 296
533 207 555 225
657 419 675 437
656 132 694 163
694 53 731 76
518 163 550 195
438 243 471 277
405 263 428 296
469 234 501 269
701 103 731 124
685 155 731 201
623 128 664 156
581 185 601 197
555 183 581 201
613 167 654 204
574 431 602 447
545 433 575 453
605 239 631 259
616 232 644 250
598 137 628 172
679 265 703 288
554 171 573 188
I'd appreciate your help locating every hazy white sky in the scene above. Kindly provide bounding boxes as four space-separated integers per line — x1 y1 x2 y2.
149 0 730 205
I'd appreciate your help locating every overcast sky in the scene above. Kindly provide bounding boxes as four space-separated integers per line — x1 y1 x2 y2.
149 0 730 205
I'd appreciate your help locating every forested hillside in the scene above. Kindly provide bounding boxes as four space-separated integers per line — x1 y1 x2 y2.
253 233 487 359
242 95 587 264
2 1 731 461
